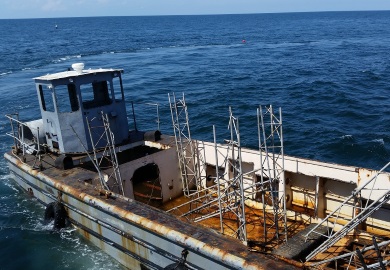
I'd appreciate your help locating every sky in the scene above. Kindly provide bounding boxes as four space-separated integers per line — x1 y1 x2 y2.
0 0 390 19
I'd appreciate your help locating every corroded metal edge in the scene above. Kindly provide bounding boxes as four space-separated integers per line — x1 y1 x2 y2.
5 151 299 269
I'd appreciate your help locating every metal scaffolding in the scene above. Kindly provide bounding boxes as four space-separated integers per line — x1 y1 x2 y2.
257 105 287 243
167 95 390 262
309 236 390 269
167 101 287 246
305 161 390 262
168 93 206 196
213 107 247 243
86 111 124 195
168 107 248 243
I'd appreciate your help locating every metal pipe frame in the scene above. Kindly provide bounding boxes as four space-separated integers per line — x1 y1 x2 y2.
305 161 390 261
6 114 43 169
167 100 287 246
257 105 287 243
168 93 205 197
309 238 390 268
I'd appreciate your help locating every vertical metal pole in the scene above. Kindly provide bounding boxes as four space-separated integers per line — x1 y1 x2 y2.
257 107 267 242
21 123 25 158
229 107 237 230
229 107 235 202
213 125 224 234
315 176 320 218
260 106 273 242
16 113 20 151
156 103 160 131
229 107 234 167
279 107 287 240
237 118 247 244
268 105 279 239
37 127 42 167
9 115 18 152
131 101 137 131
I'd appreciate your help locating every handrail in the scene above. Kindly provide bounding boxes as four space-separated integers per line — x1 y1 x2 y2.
5 114 43 167
126 101 162 131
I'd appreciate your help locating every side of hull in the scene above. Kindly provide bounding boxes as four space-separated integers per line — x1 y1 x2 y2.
7 162 164 270
5 153 288 270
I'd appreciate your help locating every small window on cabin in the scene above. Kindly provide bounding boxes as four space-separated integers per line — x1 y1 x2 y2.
112 76 124 101
80 81 112 109
39 84 55 112
55 84 79 112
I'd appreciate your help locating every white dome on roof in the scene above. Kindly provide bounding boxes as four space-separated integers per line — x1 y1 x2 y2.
71 63 84 74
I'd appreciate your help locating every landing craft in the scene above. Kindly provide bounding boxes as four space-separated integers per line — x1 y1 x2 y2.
4 63 390 269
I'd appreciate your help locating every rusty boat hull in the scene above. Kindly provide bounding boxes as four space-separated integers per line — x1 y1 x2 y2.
4 64 390 269
4 149 296 270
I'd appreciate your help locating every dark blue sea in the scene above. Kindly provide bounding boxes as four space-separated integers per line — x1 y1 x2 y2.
0 12 389 269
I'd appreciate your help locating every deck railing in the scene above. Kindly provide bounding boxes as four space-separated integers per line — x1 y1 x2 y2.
5 113 43 168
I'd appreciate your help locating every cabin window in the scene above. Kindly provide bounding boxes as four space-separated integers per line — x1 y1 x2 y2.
55 84 79 112
39 84 55 112
80 81 112 109
112 76 124 101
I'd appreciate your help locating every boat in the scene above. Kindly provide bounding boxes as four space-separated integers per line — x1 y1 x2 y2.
4 63 390 269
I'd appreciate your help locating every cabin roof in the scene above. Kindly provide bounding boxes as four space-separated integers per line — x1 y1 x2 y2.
34 68 123 82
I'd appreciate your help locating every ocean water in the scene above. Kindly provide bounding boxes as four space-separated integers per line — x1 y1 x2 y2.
0 12 389 269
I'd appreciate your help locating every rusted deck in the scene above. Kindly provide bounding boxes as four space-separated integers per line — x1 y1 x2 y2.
8 149 300 269
10 146 389 269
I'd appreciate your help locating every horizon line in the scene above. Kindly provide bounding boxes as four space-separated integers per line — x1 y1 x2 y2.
1 9 389 20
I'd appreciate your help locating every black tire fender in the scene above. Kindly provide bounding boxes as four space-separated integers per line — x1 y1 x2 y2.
53 203 67 229
44 202 67 229
44 202 56 224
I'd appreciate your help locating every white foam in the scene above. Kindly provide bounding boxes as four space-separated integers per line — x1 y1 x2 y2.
372 138 384 145
0 71 12 76
52 55 82 63
341 134 353 139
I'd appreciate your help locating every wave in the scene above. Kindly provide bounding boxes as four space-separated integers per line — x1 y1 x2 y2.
0 41 257 76
341 134 354 140
0 176 21 194
0 221 55 233
372 138 385 145
52 54 82 63
361 69 382 81
0 71 12 76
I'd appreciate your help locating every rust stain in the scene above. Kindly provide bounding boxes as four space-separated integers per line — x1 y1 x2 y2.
97 223 102 236
357 171 361 186
119 232 149 270
6 151 298 269
82 229 90 241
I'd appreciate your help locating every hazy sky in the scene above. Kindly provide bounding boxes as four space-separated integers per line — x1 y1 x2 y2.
1 0 390 19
